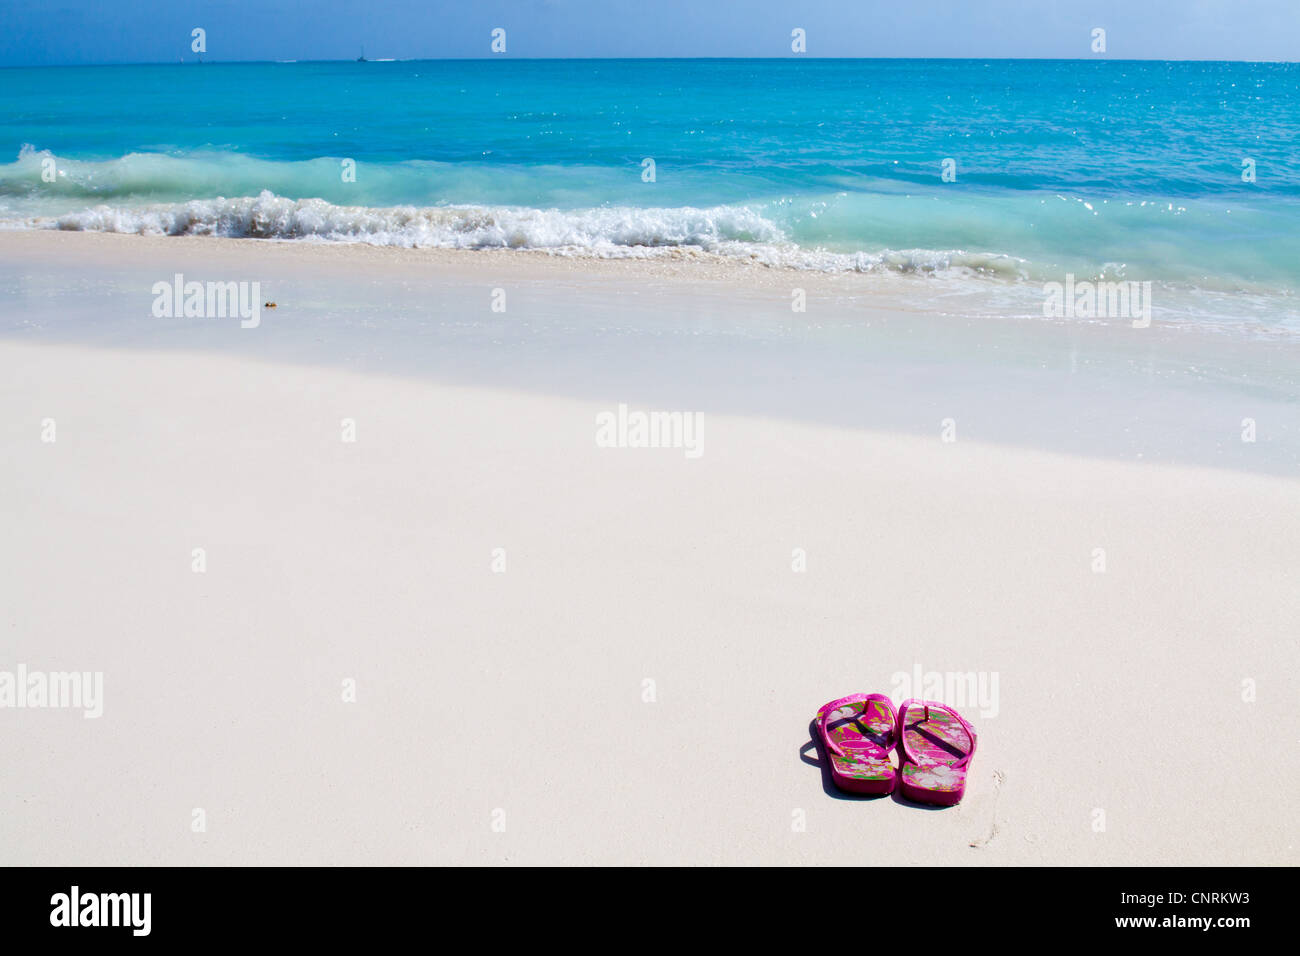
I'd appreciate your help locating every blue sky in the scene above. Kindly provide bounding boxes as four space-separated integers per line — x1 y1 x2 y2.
1 0 1297 66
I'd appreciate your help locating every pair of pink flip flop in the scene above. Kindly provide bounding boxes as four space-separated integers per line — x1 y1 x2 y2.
815 694 977 805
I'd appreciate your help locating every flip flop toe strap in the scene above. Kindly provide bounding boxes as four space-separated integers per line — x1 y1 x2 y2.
897 699 977 769
818 693 897 761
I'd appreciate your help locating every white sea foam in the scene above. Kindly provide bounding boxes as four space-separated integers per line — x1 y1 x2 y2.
3 189 1027 277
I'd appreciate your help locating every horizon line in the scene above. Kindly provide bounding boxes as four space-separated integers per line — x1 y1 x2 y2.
4 55 1299 69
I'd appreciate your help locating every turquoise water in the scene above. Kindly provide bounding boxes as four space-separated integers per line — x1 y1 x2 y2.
2 59 1298 322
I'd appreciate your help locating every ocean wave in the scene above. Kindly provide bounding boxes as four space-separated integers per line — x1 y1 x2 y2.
2 145 379 201
2 188 1028 277
6 146 1300 292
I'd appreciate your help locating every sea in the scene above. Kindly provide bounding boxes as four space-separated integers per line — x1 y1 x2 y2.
2 58 1298 330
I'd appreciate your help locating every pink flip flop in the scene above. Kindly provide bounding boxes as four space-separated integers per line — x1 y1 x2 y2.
815 694 899 794
895 699 977 806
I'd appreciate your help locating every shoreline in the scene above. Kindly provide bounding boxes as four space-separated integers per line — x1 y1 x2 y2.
3 227 1296 336
3 229 1297 478
0 227 837 286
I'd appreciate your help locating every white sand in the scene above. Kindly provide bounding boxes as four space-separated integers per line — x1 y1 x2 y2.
1 232 1297 865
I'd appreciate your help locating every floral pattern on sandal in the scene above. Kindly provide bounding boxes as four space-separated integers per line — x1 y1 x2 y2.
895 699 977 806
815 694 898 794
